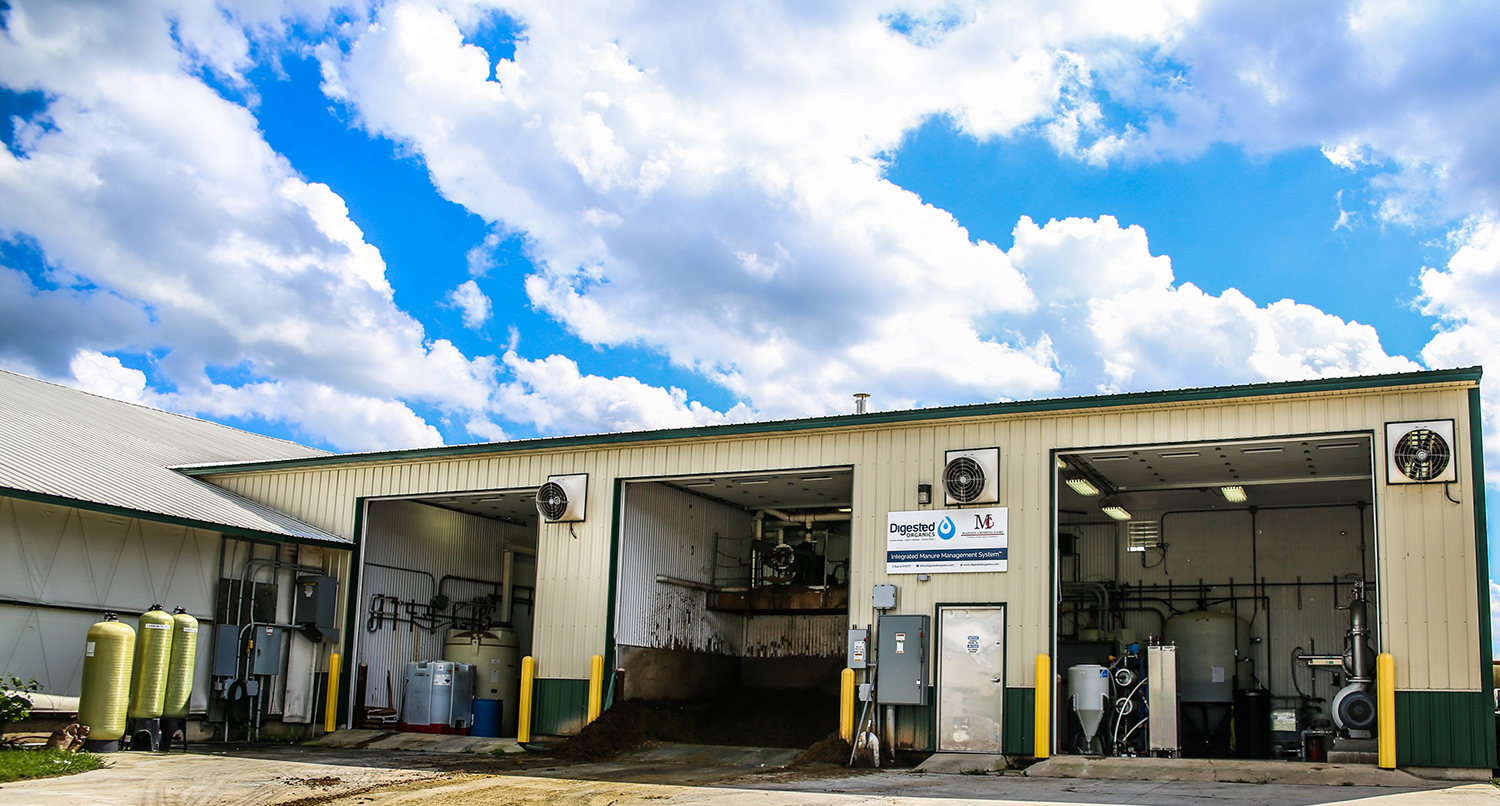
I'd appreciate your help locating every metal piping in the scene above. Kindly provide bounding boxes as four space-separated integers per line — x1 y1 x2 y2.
760 507 851 525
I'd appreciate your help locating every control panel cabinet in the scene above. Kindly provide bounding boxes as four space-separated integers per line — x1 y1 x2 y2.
876 614 929 705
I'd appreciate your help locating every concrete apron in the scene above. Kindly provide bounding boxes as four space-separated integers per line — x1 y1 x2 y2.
304 728 525 754
1024 755 1491 786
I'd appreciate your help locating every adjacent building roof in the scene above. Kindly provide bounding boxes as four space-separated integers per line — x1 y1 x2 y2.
0 369 346 545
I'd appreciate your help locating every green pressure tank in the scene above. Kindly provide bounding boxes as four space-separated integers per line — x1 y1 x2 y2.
162 607 199 719
128 605 174 719
78 613 136 742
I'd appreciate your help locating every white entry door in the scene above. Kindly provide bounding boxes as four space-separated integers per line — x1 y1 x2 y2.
937 605 1007 752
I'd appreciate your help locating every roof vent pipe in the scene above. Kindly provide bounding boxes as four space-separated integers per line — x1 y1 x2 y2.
854 393 870 414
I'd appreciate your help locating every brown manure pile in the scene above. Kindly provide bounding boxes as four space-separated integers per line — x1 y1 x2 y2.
550 688 838 761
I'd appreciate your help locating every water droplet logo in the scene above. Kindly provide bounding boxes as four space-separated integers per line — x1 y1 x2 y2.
937 516 956 540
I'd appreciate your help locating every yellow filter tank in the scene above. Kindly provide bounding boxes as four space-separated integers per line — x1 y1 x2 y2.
78 614 136 742
162 607 199 719
128 605 174 719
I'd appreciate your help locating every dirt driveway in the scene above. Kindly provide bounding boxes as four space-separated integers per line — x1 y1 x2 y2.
0 743 1493 806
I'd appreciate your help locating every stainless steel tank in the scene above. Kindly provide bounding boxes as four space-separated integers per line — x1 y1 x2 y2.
1164 610 1250 703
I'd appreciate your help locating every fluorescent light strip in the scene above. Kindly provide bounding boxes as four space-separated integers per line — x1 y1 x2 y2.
1065 477 1101 496
1158 451 1200 458
1241 446 1284 454
1221 485 1248 503
739 480 770 485
1102 505 1132 521
801 476 835 482
683 481 715 487
1316 442 1360 450
1091 455 1132 462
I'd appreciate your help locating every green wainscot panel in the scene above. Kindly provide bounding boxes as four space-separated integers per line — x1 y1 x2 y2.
1395 690 1496 769
1003 687 1035 755
533 678 589 737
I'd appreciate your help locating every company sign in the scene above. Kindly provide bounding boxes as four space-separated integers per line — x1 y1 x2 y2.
886 507 1008 574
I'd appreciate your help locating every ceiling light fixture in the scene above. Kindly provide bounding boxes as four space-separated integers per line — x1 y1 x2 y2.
1241 446 1284 454
739 479 770 485
1316 442 1360 450
1065 476 1101 496
1221 485 1248 503
1158 451 1200 458
1092 455 1132 462
801 475 835 482
1100 497 1131 521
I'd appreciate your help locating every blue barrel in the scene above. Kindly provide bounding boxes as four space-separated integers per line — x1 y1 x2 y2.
471 698 503 738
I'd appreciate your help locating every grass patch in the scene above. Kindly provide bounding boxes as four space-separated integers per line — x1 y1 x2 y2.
0 748 105 783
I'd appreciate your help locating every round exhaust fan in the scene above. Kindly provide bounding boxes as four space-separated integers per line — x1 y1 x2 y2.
1392 427 1450 482
943 456 987 504
536 481 571 521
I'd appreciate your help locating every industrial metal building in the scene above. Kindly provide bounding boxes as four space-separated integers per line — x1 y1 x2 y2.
0 370 352 733
2 365 1493 770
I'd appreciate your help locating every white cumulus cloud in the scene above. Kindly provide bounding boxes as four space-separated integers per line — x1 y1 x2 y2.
447 279 493 329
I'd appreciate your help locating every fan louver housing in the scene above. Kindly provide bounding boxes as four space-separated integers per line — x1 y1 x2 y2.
1385 420 1457 484
536 474 588 522
943 448 1000 505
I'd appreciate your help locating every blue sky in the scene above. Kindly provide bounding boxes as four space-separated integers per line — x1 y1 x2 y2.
3 2 1500 640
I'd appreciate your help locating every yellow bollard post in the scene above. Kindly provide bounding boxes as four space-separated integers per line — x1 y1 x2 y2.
839 668 855 742
587 654 605 724
518 655 535 743
1377 652 1396 769
1034 654 1051 759
323 652 341 734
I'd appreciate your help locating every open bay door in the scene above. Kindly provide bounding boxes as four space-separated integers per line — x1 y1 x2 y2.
937 605 1007 752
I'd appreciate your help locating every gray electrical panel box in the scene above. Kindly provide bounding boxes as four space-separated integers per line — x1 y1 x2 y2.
876 614 929 705
872 584 897 610
294 576 338 628
212 623 240 677
847 628 869 669
249 625 283 675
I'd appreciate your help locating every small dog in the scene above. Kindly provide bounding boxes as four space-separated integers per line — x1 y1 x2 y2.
43 721 80 751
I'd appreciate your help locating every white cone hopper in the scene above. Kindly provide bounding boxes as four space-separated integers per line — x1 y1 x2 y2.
1069 664 1110 749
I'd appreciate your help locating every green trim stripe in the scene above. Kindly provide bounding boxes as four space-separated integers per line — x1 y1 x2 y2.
1395 690 1495 768
603 479 624 677
339 498 367 729
1004 687 1036 754
0 485 350 548
533 678 589 736
180 367 1482 476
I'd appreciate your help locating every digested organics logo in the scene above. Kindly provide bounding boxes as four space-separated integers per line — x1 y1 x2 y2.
937 516 956 540
889 520 937 537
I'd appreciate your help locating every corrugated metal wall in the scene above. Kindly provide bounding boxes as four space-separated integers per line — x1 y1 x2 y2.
617 482 843 658
357 499 534 712
205 382 1482 690
1 496 219 712
616 482 750 654
1062 505 1373 698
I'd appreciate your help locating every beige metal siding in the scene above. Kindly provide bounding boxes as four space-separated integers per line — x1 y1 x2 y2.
204 383 1481 688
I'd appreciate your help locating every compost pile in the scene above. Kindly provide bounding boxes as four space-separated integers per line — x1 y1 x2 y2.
791 733 852 766
551 688 838 761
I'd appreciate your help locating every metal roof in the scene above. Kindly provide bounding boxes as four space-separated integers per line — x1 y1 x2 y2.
0 369 346 545
180 366 1483 476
